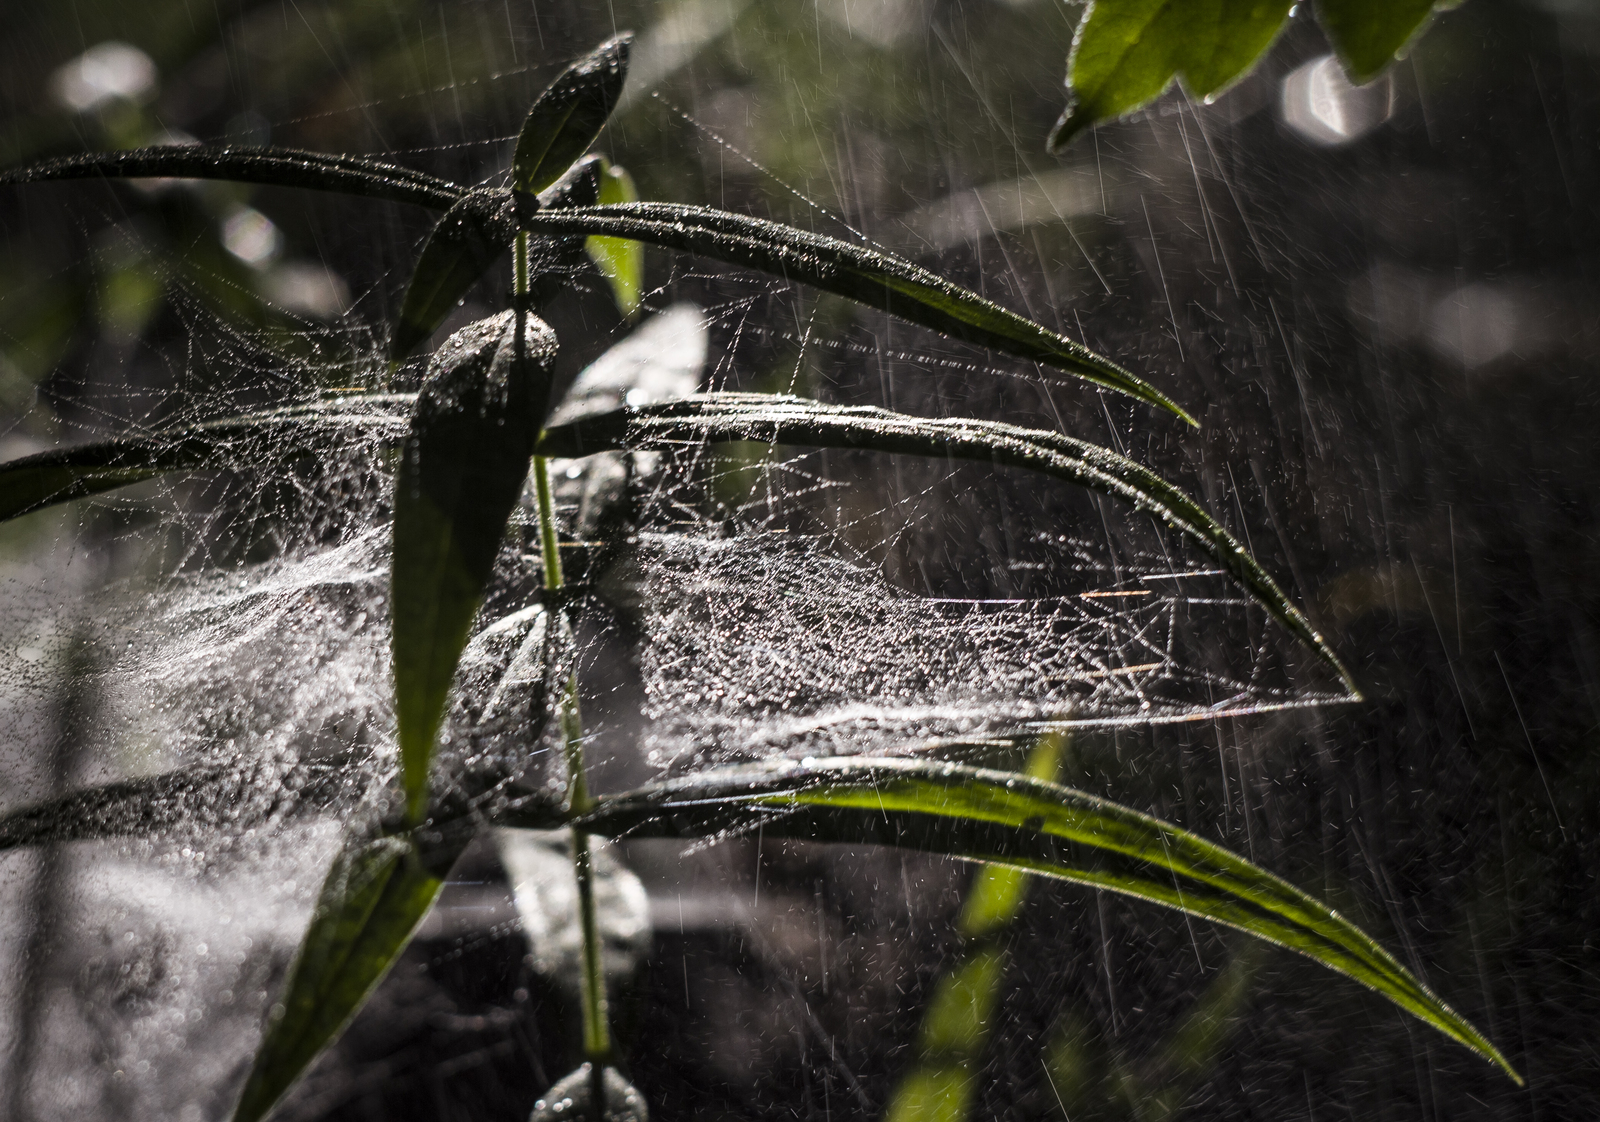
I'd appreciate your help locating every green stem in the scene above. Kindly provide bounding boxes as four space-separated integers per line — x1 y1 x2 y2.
520 227 612 1070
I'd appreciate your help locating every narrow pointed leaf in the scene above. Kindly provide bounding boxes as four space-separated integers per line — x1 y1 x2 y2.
231 827 466 1122
390 158 603 361
577 755 1520 1083
1317 0 1444 83
0 394 413 523
520 203 1192 422
585 160 643 320
0 146 462 210
538 393 1352 688
393 312 557 824
513 35 632 195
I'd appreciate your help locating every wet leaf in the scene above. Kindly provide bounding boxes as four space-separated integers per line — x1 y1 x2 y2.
531 1063 649 1122
578 755 1521 1084
0 394 413 523
520 203 1192 422
1318 0 1446 83
585 160 643 321
513 35 633 195
1046 1 1447 152
537 393 1352 688
0 145 462 210
231 827 465 1122
392 311 558 824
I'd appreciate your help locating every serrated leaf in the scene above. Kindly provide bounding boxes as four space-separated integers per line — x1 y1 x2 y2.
0 394 413 524
0 145 462 210
537 393 1353 689
1317 0 1442 83
231 827 465 1122
585 161 643 321
578 755 1520 1084
1048 0 1293 153
513 35 633 195
520 203 1192 422
392 311 558 824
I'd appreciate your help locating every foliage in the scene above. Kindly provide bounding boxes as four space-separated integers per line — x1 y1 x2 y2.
0 24 1520 1122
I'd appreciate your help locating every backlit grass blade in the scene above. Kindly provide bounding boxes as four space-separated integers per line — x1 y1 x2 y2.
576 755 1521 1084
519 202 1193 423
513 35 632 195
0 146 462 210
538 393 1352 690
230 826 466 1122
392 312 556 824
585 160 643 320
0 394 413 524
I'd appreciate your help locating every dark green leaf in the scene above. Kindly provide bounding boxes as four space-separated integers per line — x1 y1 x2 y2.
585 161 643 321
513 35 633 195
231 826 466 1122
1048 0 1293 153
0 394 413 524
520 203 1192 422
538 393 1353 689
579 755 1520 1083
1317 0 1443 83
392 312 558 824
389 159 605 361
0 146 462 210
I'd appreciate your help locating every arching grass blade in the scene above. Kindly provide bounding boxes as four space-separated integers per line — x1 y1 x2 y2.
538 393 1352 689
0 394 413 524
392 312 556 825
513 35 632 195
230 826 466 1122
520 203 1193 423
576 755 1521 1084
0 146 462 210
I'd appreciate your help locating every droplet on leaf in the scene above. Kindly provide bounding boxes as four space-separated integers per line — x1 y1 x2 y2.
531 1064 648 1122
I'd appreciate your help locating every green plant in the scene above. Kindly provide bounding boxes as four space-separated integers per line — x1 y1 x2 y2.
0 31 1518 1122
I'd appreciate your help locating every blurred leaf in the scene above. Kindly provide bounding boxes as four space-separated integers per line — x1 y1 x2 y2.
1046 1 1447 152
885 735 1067 1122
537 393 1352 688
231 827 465 1122
585 161 643 321
521 203 1193 422
0 394 413 523
513 35 632 195
1318 0 1446 82
392 311 557 824
0 145 462 210
579 755 1520 1082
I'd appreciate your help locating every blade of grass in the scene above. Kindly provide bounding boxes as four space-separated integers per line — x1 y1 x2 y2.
517 203 1191 422
0 146 462 210
513 35 632 195
575 755 1520 1083
0 394 413 523
537 393 1352 690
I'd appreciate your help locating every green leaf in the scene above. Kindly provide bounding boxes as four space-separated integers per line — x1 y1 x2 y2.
578 755 1521 1084
0 145 462 210
1317 0 1444 83
392 311 558 824
513 35 633 195
0 394 413 524
520 203 1193 423
538 393 1353 689
585 160 643 321
390 159 605 362
1048 0 1293 153
231 826 466 1122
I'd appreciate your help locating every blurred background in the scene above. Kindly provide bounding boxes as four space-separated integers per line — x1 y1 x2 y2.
0 0 1597 1119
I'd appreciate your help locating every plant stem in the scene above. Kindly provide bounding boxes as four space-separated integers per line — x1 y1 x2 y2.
519 229 613 1072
